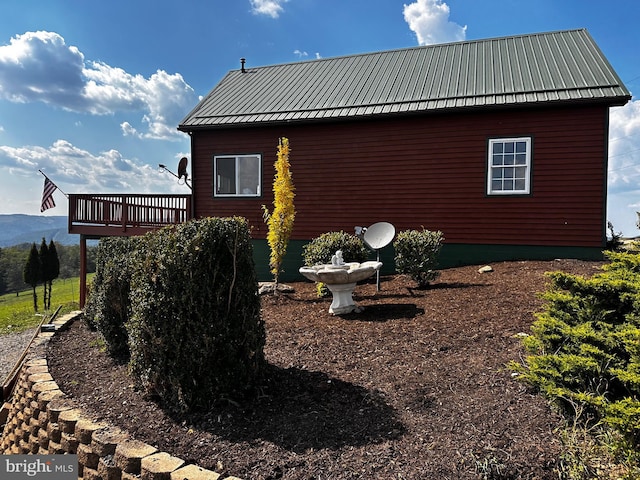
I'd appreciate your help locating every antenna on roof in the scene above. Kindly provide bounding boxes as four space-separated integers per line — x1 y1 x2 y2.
240 58 246 73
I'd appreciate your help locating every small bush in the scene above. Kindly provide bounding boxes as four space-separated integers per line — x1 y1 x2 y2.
511 250 640 458
126 217 265 412
393 228 444 288
84 236 138 360
302 231 369 266
606 221 624 251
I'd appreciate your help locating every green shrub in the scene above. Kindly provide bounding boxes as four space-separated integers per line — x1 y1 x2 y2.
302 231 370 297
393 228 444 288
606 221 624 251
84 236 138 360
302 231 369 266
126 217 265 412
511 251 640 454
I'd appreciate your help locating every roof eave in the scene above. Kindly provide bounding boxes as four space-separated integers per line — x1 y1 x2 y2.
177 95 632 131
178 95 632 133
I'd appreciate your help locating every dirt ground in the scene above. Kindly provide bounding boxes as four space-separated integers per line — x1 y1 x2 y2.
46 259 604 479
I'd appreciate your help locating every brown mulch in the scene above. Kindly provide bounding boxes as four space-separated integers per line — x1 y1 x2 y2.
47 259 604 479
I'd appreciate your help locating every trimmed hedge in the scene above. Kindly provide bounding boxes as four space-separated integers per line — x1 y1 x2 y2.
126 217 265 412
393 229 444 288
85 217 265 412
84 236 138 359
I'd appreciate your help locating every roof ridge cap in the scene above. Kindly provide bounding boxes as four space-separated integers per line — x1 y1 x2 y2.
233 28 591 73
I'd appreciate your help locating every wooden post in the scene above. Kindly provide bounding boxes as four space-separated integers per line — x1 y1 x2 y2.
80 234 87 308
122 195 128 232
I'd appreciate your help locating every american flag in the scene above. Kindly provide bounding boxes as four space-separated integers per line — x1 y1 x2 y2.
40 177 57 212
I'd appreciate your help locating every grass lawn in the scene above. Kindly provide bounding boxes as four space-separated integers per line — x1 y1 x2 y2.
0 275 91 335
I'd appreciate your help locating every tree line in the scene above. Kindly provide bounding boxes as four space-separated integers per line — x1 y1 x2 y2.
0 240 97 299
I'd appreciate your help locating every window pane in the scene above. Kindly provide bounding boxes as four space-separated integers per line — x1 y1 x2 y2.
238 156 260 194
488 137 530 195
216 157 236 194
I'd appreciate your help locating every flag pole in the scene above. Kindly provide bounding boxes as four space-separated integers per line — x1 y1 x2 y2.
38 170 68 197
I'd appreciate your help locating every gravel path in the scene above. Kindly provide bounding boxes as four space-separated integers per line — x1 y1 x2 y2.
0 329 38 384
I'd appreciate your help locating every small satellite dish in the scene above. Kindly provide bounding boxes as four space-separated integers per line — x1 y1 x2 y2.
362 222 395 291
178 157 188 181
363 222 395 250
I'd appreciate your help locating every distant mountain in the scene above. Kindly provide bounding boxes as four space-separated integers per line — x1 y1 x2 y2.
0 214 79 247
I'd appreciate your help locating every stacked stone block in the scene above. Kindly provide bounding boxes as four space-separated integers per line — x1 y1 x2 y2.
0 313 239 480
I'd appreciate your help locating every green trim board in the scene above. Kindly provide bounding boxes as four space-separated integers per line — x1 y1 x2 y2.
437 244 605 268
250 239 605 282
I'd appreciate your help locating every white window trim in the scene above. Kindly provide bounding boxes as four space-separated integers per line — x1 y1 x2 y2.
487 137 532 196
214 154 262 197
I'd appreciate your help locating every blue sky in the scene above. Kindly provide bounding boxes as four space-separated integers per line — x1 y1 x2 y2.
2 0 640 236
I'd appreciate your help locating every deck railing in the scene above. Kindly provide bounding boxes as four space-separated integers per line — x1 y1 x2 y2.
68 194 192 236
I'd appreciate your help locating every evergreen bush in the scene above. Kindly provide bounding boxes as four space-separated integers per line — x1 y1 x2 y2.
126 217 265 412
302 231 369 266
23 243 40 312
44 240 60 310
393 228 444 288
511 251 640 456
84 236 137 359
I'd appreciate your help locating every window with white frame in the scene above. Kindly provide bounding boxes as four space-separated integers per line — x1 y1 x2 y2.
214 154 261 197
487 137 531 195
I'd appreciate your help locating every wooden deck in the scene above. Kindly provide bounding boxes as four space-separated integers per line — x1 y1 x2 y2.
68 194 192 308
68 194 192 237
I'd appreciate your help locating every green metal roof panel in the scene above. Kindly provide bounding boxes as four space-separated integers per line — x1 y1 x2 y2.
180 29 630 128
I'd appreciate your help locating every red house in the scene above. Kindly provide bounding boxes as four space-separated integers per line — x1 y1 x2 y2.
176 29 630 280
71 29 630 294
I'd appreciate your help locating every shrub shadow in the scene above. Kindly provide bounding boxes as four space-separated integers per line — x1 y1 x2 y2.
430 281 489 290
344 303 424 322
186 365 405 453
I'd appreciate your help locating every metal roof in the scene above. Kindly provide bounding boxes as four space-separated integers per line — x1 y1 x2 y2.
179 29 630 129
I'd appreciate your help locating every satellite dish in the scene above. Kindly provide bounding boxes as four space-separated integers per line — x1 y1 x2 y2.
362 222 395 291
363 222 395 250
178 157 188 181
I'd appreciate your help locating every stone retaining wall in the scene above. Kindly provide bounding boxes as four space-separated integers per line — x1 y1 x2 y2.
0 313 241 480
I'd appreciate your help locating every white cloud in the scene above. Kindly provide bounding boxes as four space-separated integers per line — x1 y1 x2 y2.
403 0 466 45
607 99 640 235
250 0 288 18
0 139 183 193
608 100 640 188
293 50 321 60
0 31 197 140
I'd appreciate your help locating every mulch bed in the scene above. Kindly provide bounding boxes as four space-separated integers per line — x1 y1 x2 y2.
47 259 604 479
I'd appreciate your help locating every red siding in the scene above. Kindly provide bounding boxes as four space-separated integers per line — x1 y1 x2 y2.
190 104 609 248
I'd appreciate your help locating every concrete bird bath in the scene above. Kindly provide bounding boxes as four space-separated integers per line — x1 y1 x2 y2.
299 250 383 315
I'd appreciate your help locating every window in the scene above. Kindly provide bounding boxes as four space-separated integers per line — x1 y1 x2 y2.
487 137 531 195
214 154 261 197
